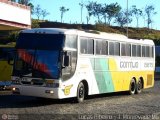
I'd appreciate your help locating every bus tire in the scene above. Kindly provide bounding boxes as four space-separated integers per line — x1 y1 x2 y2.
129 79 136 95
76 82 85 103
135 79 142 94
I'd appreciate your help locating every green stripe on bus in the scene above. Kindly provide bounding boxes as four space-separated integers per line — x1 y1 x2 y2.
91 58 115 93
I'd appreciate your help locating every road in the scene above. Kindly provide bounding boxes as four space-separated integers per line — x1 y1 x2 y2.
0 81 160 120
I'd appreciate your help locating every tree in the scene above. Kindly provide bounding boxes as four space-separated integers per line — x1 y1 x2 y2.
86 13 92 24
115 10 132 28
131 5 142 28
28 2 34 14
86 1 103 23
142 10 146 27
59 6 69 23
102 3 121 25
145 5 157 29
41 9 50 20
93 2 103 22
86 1 94 24
18 0 30 5
34 4 42 20
8 31 20 43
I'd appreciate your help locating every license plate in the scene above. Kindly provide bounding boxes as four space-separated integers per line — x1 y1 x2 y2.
21 78 31 82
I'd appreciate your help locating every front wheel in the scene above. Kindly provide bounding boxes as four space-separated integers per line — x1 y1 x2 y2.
76 82 85 103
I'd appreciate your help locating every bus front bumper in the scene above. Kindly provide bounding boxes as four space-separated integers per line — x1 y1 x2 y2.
11 85 65 99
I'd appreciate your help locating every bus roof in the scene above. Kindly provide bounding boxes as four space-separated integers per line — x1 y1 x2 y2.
21 28 154 46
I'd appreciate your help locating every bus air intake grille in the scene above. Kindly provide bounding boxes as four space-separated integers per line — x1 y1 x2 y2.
147 74 152 86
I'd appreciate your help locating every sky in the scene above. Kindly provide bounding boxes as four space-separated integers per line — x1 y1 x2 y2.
31 0 160 30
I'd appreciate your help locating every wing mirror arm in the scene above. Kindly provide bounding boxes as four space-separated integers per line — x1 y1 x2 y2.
62 51 70 68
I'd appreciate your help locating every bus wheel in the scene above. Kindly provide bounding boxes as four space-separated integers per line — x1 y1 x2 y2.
136 79 142 94
129 79 136 95
76 82 85 103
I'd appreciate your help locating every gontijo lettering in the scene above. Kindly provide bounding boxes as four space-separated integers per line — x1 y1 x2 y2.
120 61 138 68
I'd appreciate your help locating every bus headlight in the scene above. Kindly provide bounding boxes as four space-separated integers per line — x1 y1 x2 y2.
45 90 54 94
12 87 20 94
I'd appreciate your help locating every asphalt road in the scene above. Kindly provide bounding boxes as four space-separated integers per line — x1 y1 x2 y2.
0 81 160 120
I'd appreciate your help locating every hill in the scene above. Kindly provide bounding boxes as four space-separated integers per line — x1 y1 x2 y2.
39 21 160 45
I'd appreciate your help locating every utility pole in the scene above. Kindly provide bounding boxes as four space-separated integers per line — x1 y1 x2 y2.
79 0 84 24
126 0 128 37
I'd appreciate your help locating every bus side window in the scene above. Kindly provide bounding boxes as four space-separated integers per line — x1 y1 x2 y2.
151 46 154 58
121 43 131 56
114 42 120 56
149 46 152 58
121 43 126 56
80 39 87 54
80 38 94 54
132 45 137 57
146 46 150 57
142 46 145 57
96 40 102 55
65 35 77 49
126 44 131 56
109 42 114 55
87 39 94 54
137 45 141 57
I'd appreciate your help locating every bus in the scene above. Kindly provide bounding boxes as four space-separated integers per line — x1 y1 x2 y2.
0 45 14 90
11 28 155 102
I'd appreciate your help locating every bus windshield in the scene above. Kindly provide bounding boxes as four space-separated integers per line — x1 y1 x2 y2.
16 33 64 50
13 49 60 79
13 33 65 79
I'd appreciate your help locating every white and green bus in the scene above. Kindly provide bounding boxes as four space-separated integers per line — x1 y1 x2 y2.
11 28 155 102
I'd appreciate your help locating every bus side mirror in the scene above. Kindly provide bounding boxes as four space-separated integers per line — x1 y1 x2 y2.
64 55 70 67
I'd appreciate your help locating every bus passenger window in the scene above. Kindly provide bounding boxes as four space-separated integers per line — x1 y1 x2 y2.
65 35 77 49
80 38 94 54
109 42 114 55
146 46 150 57
121 43 126 56
137 45 141 57
96 40 107 55
142 46 145 57
114 42 120 56
151 46 154 58
80 39 87 54
132 45 136 57
105 41 108 55
96 40 101 55
126 44 131 56
88 39 94 54
121 43 131 56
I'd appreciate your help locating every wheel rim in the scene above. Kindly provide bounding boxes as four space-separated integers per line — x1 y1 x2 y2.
79 86 84 98
137 80 142 91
